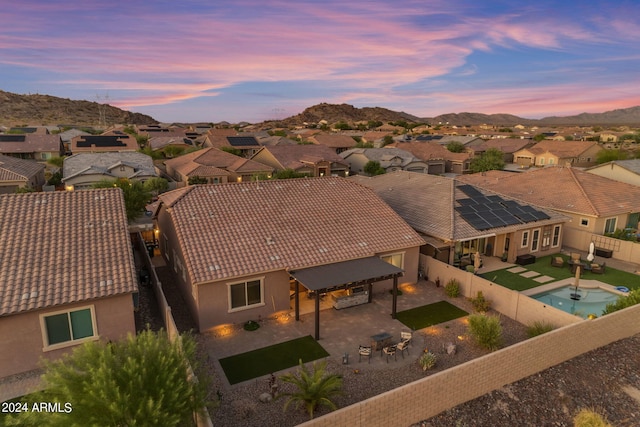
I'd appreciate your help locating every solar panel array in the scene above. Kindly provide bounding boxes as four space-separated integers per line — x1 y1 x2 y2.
227 136 259 147
76 136 127 148
455 184 550 231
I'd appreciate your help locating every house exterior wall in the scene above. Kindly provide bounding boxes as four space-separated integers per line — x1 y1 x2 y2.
0 294 135 378
587 164 640 187
512 223 564 258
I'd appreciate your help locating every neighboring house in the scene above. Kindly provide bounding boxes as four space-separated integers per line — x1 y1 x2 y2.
251 144 349 177
465 138 535 163
0 134 63 161
62 152 157 190
394 141 472 174
458 167 640 252
58 128 91 154
361 131 392 147
512 140 602 168
204 135 262 157
148 136 196 156
307 133 357 153
164 147 273 185
70 133 138 153
585 159 640 187
0 189 138 378
153 177 425 332
433 135 483 147
339 147 432 175
0 154 46 193
351 171 568 265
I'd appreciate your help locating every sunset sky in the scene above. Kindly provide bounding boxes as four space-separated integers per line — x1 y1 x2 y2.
2 1 640 123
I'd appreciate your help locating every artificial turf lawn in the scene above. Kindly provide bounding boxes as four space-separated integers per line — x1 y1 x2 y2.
395 301 469 330
218 335 329 385
481 254 640 291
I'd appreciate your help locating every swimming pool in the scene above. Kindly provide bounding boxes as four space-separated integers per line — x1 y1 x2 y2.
531 285 622 319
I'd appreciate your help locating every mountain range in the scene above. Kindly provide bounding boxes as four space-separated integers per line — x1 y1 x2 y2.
2 89 640 127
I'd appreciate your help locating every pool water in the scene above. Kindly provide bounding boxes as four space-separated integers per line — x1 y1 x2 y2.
531 286 621 318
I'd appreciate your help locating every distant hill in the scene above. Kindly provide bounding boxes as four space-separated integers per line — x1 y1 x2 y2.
0 90 158 126
272 103 640 127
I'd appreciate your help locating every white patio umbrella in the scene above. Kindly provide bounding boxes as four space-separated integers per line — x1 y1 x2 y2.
587 241 595 262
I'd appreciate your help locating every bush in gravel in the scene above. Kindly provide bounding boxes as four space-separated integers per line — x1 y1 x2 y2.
526 321 555 338
467 314 503 351
573 408 613 427
444 279 460 298
603 288 640 315
469 291 491 313
419 351 437 371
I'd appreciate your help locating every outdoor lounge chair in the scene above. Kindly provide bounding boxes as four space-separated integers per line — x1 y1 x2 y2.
591 262 606 274
551 256 564 268
396 340 410 358
570 252 581 263
358 345 372 363
383 345 397 362
400 331 412 346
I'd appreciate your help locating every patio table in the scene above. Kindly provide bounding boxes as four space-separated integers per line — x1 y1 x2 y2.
371 332 393 354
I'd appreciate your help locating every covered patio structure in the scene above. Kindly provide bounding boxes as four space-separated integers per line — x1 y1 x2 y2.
289 256 403 340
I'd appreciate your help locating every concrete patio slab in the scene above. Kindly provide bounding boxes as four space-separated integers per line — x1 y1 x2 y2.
520 271 540 278
507 267 527 273
533 275 555 283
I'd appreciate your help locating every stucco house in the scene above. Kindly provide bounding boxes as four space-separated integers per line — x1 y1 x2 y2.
0 189 138 378
512 140 602 168
585 159 640 187
0 154 46 193
164 147 273 185
351 171 568 266
0 134 64 161
62 152 157 190
307 133 357 153
250 144 349 177
458 167 640 255
70 132 138 154
394 141 472 174
339 147 433 175
153 177 425 333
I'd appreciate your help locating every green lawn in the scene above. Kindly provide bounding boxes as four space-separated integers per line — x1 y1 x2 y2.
482 254 640 291
218 335 329 385
395 301 469 330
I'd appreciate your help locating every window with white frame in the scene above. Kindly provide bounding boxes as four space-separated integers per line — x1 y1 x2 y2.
41 306 97 349
228 278 264 311
580 218 589 227
381 252 404 268
531 229 540 252
521 230 529 248
604 217 617 234
552 225 561 247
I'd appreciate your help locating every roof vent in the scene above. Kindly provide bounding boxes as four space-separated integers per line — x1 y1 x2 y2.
209 264 220 271
318 247 328 253
99 280 106 287
265 237 275 245
358 242 368 247
270 255 281 261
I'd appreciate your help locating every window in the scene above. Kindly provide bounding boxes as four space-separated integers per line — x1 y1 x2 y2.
381 252 404 268
548 158 554 165
539 157 545 165
552 225 561 247
580 218 589 227
41 307 96 349
521 230 529 248
531 229 540 252
604 217 617 234
228 278 264 311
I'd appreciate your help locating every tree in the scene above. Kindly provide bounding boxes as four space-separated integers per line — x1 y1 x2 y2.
6 329 210 427
47 171 63 187
533 134 546 142
93 178 152 221
47 156 65 168
470 148 505 173
143 177 169 195
363 160 385 176
279 359 342 420
163 145 186 158
596 148 628 164
382 135 394 147
446 141 465 153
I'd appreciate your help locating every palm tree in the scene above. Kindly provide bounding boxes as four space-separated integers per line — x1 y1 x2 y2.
278 359 343 419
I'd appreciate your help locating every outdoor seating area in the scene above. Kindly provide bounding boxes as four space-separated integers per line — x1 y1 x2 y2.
361 330 413 363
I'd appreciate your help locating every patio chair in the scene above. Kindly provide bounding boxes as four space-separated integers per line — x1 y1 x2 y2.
570 252 581 263
396 340 410 358
383 344 397 362
358 345 372 363
400 331 412 346
591 262 606 274
551 256 564 268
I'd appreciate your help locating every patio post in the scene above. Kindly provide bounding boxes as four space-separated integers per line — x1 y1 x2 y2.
314 292 320 340
294 280 300 321
367 283 373 303
391 276 398 319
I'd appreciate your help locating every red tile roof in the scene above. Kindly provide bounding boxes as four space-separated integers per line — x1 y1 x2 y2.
0 189 137 316
157 177 425 284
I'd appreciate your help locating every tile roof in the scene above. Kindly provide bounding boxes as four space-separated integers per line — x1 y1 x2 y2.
157 177 425 284
394 141 472 162
310 133 357 148
340 148 422 168
457 167 640 217
0 189 137 317
62 152 156 181
165 147 273 176
465 138 533 154
522 140 599 157
351 171 567 242
254 145 347 170
0 154 45 181
594 159 640 175
0 134 62 153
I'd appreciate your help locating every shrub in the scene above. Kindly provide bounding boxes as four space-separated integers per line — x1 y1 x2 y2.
469 291 491 313
467 314 503 351
603 288 640 315
419 351 437 371
526 321 555 338
244 320 260 331
573 408 613 427
444 279 460 298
